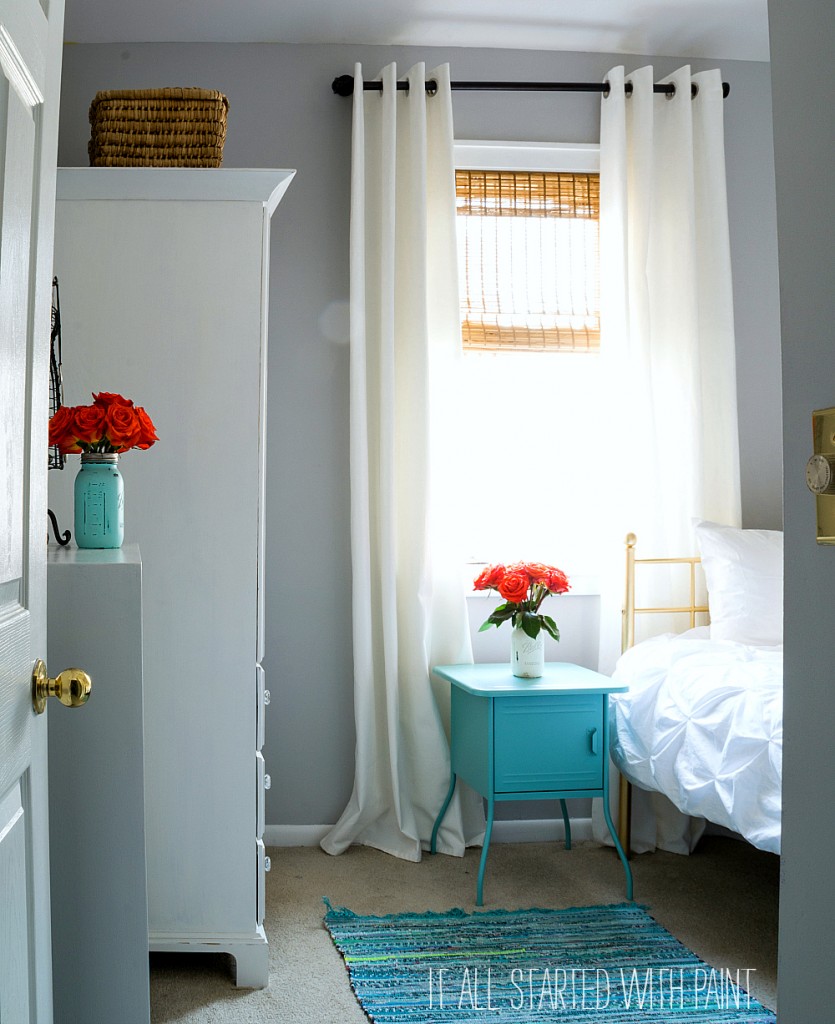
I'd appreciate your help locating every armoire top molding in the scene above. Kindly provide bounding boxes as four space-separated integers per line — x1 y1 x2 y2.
57 168 296 215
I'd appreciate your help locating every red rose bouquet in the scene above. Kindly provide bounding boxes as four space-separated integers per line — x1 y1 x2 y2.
49 392 158 455
474 562 570 641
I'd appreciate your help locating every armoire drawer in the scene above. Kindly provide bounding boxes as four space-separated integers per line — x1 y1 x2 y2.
256 839 267 926
256 664 267 752
256 751 267 839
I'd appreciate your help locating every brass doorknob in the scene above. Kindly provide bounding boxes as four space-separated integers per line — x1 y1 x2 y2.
32 659 92 715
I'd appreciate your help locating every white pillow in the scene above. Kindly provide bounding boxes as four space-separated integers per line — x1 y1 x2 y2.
694 520 783 646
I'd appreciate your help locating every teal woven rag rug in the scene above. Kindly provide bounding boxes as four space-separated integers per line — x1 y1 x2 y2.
323 901 775 1023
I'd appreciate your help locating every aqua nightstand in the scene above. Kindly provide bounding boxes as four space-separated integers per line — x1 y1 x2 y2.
430 662 633 906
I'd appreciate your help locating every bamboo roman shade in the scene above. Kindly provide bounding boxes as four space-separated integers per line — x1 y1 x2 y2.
455 169 600 352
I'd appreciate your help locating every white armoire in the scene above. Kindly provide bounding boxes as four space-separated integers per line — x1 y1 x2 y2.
50 168 294 987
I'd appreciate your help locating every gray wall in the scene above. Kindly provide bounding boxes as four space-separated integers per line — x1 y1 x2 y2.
57 42 781 828
768 0 835 1016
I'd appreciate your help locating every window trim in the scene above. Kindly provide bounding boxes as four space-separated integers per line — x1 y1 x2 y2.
454 140 599 174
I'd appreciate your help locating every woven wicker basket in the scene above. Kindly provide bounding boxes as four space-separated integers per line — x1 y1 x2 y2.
88 88 229 167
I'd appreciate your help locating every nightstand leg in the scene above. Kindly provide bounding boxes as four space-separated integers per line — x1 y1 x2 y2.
617 773 633 858
559 799 572 850
476 797 495 907
601 796 634 900
430 773 457 854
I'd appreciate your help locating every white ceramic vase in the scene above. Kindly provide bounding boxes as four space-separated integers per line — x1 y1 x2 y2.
511 623 545 678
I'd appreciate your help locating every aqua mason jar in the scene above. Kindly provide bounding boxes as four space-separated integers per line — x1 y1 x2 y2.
74 452 124 548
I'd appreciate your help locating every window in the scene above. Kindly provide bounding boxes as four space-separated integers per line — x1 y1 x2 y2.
456 169 600 352
454 142 604 580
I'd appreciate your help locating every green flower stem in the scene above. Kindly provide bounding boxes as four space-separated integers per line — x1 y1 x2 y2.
480 584 559 638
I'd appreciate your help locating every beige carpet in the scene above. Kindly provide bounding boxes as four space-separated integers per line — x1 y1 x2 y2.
149 836 778 1022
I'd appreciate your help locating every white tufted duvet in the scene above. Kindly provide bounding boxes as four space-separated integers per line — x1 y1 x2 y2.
610 630 782 854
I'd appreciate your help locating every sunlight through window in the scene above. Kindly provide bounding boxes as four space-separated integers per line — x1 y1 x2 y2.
453 154 604 578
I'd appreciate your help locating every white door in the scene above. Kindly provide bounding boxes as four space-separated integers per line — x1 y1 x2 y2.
0 0 65 1021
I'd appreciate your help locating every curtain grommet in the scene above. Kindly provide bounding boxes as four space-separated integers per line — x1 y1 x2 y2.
426 79 438 97
665 83 676 99
602 81 611 99
691 83 700 99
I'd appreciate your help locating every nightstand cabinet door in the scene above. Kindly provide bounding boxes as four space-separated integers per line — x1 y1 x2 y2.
494 695 604 793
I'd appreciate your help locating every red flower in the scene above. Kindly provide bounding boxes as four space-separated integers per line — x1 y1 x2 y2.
104 403 142 452
477 559 570 641
134 407 159 450
48 406 79 452
93 392 134 408
49 392 157 456
72 405 106 446
473 564 505 591
545 567 571 594
522 562 552 584
497 570 530 605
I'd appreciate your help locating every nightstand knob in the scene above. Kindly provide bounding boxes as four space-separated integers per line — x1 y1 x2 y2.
264 856 271 873
589 727 599 755
263 773 272 790
263 689 271 706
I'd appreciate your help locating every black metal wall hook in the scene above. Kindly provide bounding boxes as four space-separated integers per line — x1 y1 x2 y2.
48 509 71 547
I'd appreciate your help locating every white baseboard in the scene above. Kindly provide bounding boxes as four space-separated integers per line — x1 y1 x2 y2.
264 824 333 847
264 817 593 849
492 816 593 844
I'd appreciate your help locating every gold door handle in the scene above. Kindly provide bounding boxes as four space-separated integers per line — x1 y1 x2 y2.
32 659 92 715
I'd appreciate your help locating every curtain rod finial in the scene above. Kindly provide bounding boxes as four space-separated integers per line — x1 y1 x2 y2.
332 75 355 97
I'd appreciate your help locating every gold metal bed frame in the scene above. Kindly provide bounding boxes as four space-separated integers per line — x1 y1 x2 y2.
617 532 709 856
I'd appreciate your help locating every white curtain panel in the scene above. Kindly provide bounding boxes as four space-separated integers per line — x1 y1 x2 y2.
594 66 742 853
321 63 485 861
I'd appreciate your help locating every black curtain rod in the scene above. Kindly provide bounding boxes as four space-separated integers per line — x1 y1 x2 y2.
332 74 730 100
